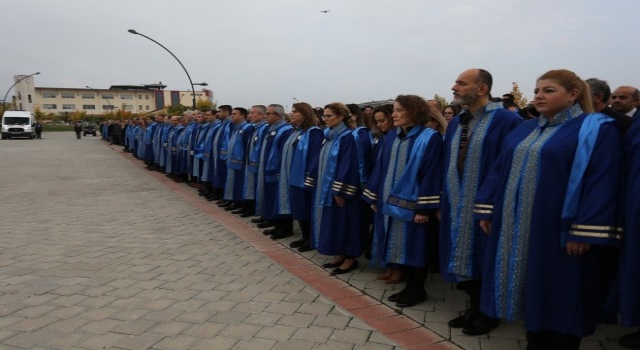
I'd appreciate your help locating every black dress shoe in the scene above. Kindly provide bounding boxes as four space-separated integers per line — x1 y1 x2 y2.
231 208 246 215
619 329 640 348
263 227 279 235
224 204 240 211
462 313 500 336
395 292 427 308
271 232 293 240
448 309 480 328
251 217 265 223
297 243 313 252
322 260 345 269
240 211 254 218
215 199 228 205
387 288 409 302
289 239 306 248
219 201 233 208
257 221 275 229
331 260 359 275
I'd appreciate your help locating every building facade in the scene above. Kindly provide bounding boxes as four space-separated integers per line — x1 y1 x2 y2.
10 76 213 116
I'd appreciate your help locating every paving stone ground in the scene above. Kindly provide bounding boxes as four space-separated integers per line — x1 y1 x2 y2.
0 132 633 350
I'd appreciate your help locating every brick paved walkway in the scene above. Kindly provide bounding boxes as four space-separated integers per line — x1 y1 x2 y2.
0 132 632 350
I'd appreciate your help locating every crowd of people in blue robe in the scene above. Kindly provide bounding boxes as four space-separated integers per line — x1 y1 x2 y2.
104 68 640 350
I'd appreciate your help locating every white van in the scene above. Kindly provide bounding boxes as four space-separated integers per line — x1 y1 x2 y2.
1 111 36 139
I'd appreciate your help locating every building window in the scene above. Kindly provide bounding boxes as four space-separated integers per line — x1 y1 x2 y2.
43 104 57 109
62 104 76 110
42 92 56 98
28 95 32 103
145 95 149 100
82 93 95 99
17 92 22 100
19 103 23 110
145 105 150 110
102 105 115 110
138 105 143 110
61 92 75 99
138 95 143 100
101 94 114 99
121 94 133 100
124 105 133 111
83 105 96 110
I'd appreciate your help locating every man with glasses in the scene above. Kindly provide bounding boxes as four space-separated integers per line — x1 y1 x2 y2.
255 104 293 239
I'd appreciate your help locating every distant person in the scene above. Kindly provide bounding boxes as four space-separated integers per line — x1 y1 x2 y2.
74 122 82 139
34 121 43 139
611 86 640 119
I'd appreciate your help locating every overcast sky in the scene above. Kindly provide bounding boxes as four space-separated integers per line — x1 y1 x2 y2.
2 0 639 109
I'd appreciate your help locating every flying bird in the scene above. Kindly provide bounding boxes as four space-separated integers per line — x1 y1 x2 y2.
320 10 330 13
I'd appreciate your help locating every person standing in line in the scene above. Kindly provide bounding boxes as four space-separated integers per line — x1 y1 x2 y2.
439 68 522 336
281 102 323 252
223 107 253 213
310 103 363 275
616 105 640 349
256 104 293 238
363 95 444 307
242 105 269 219
476 69 622 350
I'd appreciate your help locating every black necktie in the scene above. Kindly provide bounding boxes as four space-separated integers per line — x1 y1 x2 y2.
457 111 473 178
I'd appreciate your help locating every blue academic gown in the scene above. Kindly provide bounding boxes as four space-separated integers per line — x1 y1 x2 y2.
165 124 185 174
192 122 211 179
224 121 253 201
152 122 166 165
210 119 232 189
619 115 640 326
310 123 363 257
285 127 323 222
363 126 444 268
158 123 172 167
256 121 293 219
439 102 523 282
201 121 222 182
475 106 623 337
177 121 197 174
243 121 269 202
144 122 158 162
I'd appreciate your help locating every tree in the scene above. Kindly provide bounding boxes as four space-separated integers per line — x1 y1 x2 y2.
196 98 215 111
433 94 449 109
166 104 189 116
70 110 87 122
510 82 528 109
33 107 46 121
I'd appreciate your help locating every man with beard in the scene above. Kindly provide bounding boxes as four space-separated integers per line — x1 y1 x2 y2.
440 68 522 336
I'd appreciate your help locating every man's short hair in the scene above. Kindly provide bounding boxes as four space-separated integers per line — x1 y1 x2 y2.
586 78 611 102
218 105 233 114
477 69 493 93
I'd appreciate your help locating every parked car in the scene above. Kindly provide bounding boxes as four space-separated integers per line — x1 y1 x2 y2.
83 122 97 136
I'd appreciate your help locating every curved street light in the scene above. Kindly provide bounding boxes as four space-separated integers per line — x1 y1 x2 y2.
127 29 206 110
2 72 41 115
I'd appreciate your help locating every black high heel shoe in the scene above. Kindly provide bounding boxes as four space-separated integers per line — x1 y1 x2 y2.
331 260 359 275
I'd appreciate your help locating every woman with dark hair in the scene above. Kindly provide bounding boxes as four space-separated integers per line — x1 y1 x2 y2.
363 94 444 307
476 69 622 349
310 102 363 275
280 102 323 252
443 104 462 123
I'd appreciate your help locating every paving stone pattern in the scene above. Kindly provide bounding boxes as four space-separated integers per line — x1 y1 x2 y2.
0 133 632 350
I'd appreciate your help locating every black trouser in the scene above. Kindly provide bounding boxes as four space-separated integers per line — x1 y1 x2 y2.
526 330 581 350
299 221 311 242
75 131 81 139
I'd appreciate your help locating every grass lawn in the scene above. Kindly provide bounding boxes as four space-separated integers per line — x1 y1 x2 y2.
43 125 74 132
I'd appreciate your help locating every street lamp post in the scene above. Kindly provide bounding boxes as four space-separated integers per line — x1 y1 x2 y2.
2 72 41 116
127 29 206 110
